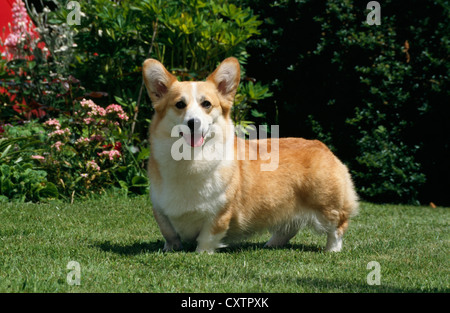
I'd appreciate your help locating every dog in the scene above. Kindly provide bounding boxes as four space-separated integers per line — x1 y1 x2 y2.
143 57 358 253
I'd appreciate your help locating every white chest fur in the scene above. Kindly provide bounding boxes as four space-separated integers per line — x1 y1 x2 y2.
150 146 232 241
150 120 235 241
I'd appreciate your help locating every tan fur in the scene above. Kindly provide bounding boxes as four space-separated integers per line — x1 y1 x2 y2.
143 57 358 253
212 138 358 239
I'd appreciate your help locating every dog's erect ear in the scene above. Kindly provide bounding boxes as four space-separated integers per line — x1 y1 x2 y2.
207 57 240 101
142 58 177 104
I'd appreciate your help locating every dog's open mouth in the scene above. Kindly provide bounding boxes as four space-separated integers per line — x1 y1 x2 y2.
179 131 204 147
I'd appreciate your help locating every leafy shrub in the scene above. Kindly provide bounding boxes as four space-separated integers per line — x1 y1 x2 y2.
1 120 46 140
33 99 149 199
351 125 425 203
0 121 46 167
1 99 149 201
0 163 58 202
46 0 272 131
245 0 448 205
0 122 49 206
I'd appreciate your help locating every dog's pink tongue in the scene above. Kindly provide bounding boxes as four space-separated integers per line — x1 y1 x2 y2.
184 134 204 147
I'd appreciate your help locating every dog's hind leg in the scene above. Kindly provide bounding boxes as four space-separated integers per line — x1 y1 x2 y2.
325 228 343 252
152 208 183 252
325 219 348 252
265 224 300 248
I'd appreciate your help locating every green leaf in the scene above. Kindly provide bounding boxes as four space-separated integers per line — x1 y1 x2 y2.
39 182 59 199
0 144 12 159
136 147 150 162
118 180 129 191
131 175 148 187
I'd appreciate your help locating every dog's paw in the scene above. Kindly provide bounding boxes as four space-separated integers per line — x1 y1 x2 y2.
163 241 183 252
195 247 216 255
325 246 342 252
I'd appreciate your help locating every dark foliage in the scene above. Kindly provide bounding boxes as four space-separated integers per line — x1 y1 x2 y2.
245 0 449 205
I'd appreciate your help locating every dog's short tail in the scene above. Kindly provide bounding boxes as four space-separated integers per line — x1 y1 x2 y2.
335 167 359 236
344 167 359 217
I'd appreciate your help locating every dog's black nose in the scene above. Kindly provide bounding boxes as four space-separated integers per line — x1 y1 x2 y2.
187 118 201 133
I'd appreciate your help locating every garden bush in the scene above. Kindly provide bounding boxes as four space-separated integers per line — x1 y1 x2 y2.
47 0 272 131
1 98 149 201
2 0 271 129
34 99 149 199
245 0 448 205
1 0 270 202
0 163 58 203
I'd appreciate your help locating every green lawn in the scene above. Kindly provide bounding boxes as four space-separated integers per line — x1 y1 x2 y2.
0 196 448 292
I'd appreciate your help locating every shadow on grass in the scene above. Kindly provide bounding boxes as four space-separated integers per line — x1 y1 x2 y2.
222 242 322 253
94 240 322 255
95 240 165 255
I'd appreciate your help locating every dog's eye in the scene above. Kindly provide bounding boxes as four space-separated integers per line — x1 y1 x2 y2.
201 100 212 109
175 101 186 109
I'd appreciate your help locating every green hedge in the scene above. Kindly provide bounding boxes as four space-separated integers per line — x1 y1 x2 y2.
245 0 449 205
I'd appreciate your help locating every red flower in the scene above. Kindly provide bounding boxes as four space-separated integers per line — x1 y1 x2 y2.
102 142 122 153
114 142 122 152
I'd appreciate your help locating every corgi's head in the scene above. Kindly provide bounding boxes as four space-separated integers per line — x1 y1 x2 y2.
143 57 240 148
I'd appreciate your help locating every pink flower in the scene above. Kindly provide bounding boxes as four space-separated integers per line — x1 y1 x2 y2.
83 117 96 125
105 104 122 113
80 99 96 109
75 137 90 146
31 155 45 160
3 0 39 60
97 150 121 161
86 160 100 172
52 141 63 151
80 99 106 117
94 107 106 116
48 128 71 138
80 173 88 178
106 104 129 121
44 118 61 129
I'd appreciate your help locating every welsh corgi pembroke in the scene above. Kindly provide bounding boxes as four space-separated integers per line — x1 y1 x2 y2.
143 57 358 253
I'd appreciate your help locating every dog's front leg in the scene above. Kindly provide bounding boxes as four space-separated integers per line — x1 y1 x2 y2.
195 223 227 254
196 210 233 254
152 208 183 252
